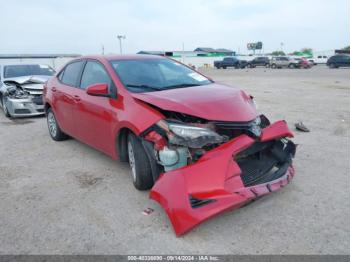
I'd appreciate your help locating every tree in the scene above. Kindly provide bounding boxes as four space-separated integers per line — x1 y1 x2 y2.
343 46 350 50
301 48 313 54
271 51 285 56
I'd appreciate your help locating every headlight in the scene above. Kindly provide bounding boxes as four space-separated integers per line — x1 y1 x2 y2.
168 123 220 140
156 120 224 148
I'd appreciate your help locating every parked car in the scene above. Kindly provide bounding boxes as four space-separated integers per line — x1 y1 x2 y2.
0 64 55 117
313 55 329 65
247 56 270 68
292 58 312 69
327 54 350 68
269 56 291 68
44 55 296 236
214 57 247 69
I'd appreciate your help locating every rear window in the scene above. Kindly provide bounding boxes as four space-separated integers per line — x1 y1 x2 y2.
4 64 54 78
60 61 84 86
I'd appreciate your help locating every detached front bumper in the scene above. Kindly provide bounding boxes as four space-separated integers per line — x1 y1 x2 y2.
4 96 44 117
150 120 296 236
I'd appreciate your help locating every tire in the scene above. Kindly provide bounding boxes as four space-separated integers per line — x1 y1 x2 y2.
1 96 11 118
127 133 153 190
329 63 337 69
223 66 227 69
46 108 68 141
271 64 276 69
289 64 295 69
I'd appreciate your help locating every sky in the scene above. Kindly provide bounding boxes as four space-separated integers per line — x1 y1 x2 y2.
1 0 349 55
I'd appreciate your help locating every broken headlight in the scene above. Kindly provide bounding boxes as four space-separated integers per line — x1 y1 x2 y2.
169 123 220 139
157 120 224 148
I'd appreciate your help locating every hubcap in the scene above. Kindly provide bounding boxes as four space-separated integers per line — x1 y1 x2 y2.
47 111 57 137
128 141 137 182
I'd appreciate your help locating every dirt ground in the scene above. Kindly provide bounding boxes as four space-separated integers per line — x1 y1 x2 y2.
0 65 349 254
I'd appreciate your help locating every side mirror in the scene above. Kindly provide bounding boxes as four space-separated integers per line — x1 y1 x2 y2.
86 83 110 97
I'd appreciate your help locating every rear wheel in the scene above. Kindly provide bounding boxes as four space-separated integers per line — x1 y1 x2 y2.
127 133 153 190
1 96 11 118
223 66 227 69
271 64 277 69
47 108 68 141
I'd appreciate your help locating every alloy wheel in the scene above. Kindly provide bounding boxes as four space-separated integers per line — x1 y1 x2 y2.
128 141 137 182
47 111 58 138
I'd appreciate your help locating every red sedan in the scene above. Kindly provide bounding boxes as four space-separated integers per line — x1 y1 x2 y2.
43 55 296 236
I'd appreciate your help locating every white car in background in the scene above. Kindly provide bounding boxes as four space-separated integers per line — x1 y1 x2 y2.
313 55 329 65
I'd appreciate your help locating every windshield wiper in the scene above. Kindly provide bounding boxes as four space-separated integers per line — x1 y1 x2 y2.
126 84 162 91
163 83 201 89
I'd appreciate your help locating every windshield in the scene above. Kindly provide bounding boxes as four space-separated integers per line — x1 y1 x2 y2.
4 64 55 78
110 58 212 92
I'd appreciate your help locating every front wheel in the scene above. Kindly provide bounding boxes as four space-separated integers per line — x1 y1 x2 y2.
271 64 276 69
47 108 68 141
127 133 153 190
1 96 11 118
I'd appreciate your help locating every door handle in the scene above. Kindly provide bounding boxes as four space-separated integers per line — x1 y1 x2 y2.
73 95 81 102
52 87 57 92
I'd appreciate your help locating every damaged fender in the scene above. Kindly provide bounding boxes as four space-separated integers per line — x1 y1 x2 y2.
150 120 295 236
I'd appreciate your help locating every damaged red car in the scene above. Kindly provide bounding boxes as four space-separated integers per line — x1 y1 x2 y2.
43 55 296 236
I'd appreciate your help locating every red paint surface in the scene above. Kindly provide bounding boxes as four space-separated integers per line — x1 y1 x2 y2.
150 121 295 236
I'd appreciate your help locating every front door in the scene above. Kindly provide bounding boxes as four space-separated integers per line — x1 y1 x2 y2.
72 60 117 155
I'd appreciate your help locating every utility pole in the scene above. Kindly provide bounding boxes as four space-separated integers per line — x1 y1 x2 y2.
102 45 105 55
117 35 126 54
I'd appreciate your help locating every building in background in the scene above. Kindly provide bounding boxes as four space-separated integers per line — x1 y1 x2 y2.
137 47 235 68
0 54 81 70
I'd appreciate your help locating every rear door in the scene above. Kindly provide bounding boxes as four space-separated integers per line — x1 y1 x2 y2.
72 60 117 155
54 60 85 135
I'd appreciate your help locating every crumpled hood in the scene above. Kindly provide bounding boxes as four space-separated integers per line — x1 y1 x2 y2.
4 75 50 86
3 75 50 95
132 83 258 122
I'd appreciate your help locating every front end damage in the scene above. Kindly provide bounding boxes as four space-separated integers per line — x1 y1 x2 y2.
1 76 46 117
142 112 296 236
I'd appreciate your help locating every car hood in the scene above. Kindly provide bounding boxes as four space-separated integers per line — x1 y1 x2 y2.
3 75 50 85
132 83 258 122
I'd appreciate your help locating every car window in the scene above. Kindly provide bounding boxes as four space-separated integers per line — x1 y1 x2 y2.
80 61 111 90
223 57 234 62
60 61 84 87
3 64 55 78
110 59 211 93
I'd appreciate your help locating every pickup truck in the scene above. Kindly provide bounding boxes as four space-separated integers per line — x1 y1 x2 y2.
214 57 247 69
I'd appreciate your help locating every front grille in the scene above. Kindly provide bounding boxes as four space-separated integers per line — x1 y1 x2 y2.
236 140 295 187
14 109 31 114
212 115 270 140
32 95 43 105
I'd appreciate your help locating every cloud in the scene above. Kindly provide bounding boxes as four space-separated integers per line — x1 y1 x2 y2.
1 0 349 54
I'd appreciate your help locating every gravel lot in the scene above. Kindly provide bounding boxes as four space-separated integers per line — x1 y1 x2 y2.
0 65 349 254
